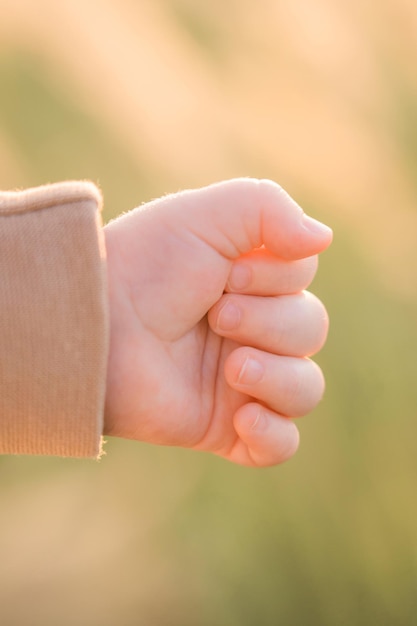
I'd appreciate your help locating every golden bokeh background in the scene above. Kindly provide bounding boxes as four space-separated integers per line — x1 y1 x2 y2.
1 1 417 624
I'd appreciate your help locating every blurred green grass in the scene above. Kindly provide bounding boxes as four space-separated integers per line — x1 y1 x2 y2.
1 1 417 625
0 53 155 218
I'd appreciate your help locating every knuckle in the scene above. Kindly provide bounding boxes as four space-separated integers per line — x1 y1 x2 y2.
284 358 325 415
303 291 330 353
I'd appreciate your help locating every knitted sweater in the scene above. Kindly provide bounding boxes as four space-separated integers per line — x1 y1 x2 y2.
0 182 108 457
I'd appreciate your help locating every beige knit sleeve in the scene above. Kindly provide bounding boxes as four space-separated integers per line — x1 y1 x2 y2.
0 182 108 458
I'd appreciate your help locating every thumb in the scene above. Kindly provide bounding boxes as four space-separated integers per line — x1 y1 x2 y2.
172 178 332 260
105 179 332 340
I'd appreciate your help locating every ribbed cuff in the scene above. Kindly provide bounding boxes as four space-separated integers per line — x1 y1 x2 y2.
0 181 108 457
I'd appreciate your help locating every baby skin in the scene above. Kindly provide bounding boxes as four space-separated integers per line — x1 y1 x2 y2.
103 178 333 467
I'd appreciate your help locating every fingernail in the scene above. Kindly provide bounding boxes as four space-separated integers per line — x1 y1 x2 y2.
251 408 267 431
237 356 264 385
217 301 241 331
302 214 333 237
228 264 251 291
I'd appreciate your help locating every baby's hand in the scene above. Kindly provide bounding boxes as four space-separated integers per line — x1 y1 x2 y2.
104 179 332 467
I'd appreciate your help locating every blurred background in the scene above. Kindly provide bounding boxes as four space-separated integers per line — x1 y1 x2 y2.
1 0 417 624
